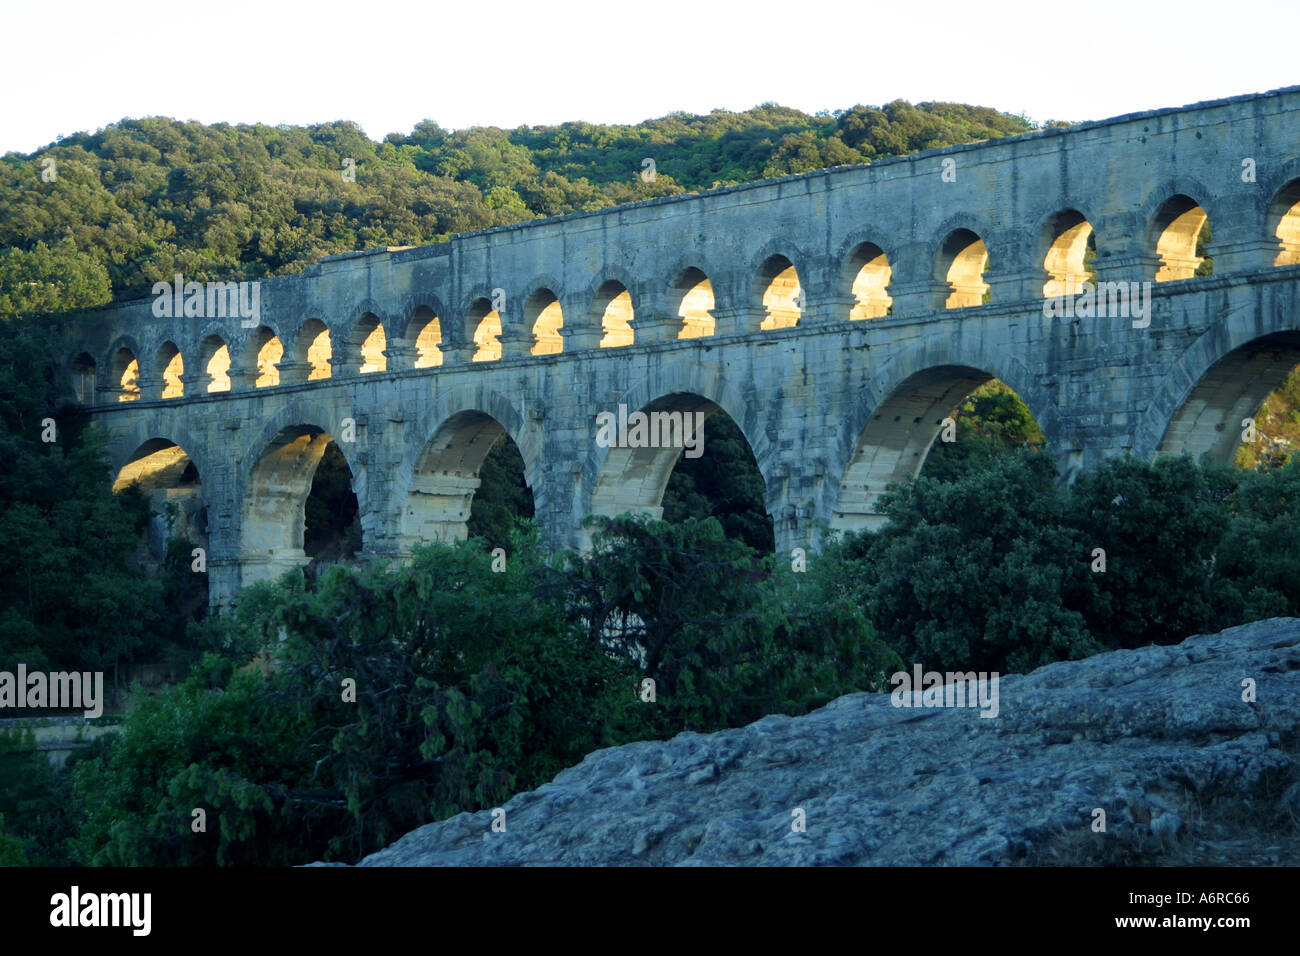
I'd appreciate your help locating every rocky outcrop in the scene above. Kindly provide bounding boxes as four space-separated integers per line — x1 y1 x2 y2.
350 618 1300 866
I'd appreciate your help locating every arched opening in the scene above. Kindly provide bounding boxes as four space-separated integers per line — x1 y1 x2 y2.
595 281 635 348
155 342 184 399
296 319 332 381
251 327 284 388
527 289 564 355
1157 332 1300 466
938 230 989 309
112 348 140 402
589 394 770 549
401 411 534 546
70 352 96 405
833 367 1048 532
1153 195 1211 281
673 268 716 338
758 255 802 330
1270 180 1300 267
1042 210 1096 298
112 440 209 612
847 243 892 320
242 425 360 585
408 307 443 368
468 299 502 362
661 407 773 551
199 335 231 393
354 313 387 374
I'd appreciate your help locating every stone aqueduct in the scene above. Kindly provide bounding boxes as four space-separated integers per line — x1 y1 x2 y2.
59 86 1300 609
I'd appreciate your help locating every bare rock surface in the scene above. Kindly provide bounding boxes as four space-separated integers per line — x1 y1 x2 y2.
348 618 1300 866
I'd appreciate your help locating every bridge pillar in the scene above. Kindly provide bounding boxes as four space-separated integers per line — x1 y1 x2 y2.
1212 238 1282 273
383 344 416 371
227 367 257 393
276 360 312 385
802 292 856 325
984 269 1043 303
136 374 163 402
560 325 603 351
498 326 533 359
887 279 949 316
1094 253 1163 285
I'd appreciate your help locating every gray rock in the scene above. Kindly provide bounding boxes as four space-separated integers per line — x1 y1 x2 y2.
341 618 1300 867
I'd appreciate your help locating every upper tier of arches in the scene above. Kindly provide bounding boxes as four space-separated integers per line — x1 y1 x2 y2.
69 176 1300 404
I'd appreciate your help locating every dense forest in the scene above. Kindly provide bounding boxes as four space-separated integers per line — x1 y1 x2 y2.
1 101 1298 866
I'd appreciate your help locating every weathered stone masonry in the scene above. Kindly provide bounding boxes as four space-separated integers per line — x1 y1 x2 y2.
58 86 1300 609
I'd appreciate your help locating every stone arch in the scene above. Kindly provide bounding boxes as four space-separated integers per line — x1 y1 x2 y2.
670 267 716 338
292 318 332 381
348 311 387 374
1039 209 1095 298
403 306 443 368
467 297 503 362
842 241 893 320
1150 193 1211 281
246 325 285 388
240 406 367 587
827 343 1058 534
524 286 564 355
397 389 535 547
935 228 989 308
109 344 140 402
592 279 635 348
580 368 773 547
1269 178 1300 267
756 253 803 330
112 437 208 565
69 352 96 405
197 333 232 393
155 341 184 399
1137 314 1300 463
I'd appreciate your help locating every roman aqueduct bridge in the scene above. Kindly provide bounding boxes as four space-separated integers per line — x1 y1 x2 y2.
59 86 1300 608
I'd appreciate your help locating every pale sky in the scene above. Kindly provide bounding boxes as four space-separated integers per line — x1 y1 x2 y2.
2 0 1297 155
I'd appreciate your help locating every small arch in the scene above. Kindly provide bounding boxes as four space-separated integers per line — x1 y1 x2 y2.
155 342 184 399
526 288 564 355
672 268 716 338
250 327 284 388
1041 210 1095 298
407 306 443 368
846 243 893 320
70 352 96 405
353 313 387 374
758 255 802 330
467 298 502 362
937 229 988 309
296 319 332 380
112 348 140 402
595 280 635 348
1152 195 1210 281
199 335 231 393
1270 179 1300 267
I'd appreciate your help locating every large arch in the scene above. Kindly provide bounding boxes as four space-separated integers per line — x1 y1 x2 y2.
112 438 209 569
198 334 231 392
1146 331 1300 464
398 401 535 547
155 341 184 399
404 306 443 368
594 280 635 348
580 369 773 550
844 242 892 320
828 345 1058 534
291 318 333 381
247 325 285 388
467 298 503 362
241 422 360 586
525 287 564 355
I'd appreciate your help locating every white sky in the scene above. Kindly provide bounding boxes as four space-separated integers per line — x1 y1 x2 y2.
2 0 1297 155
